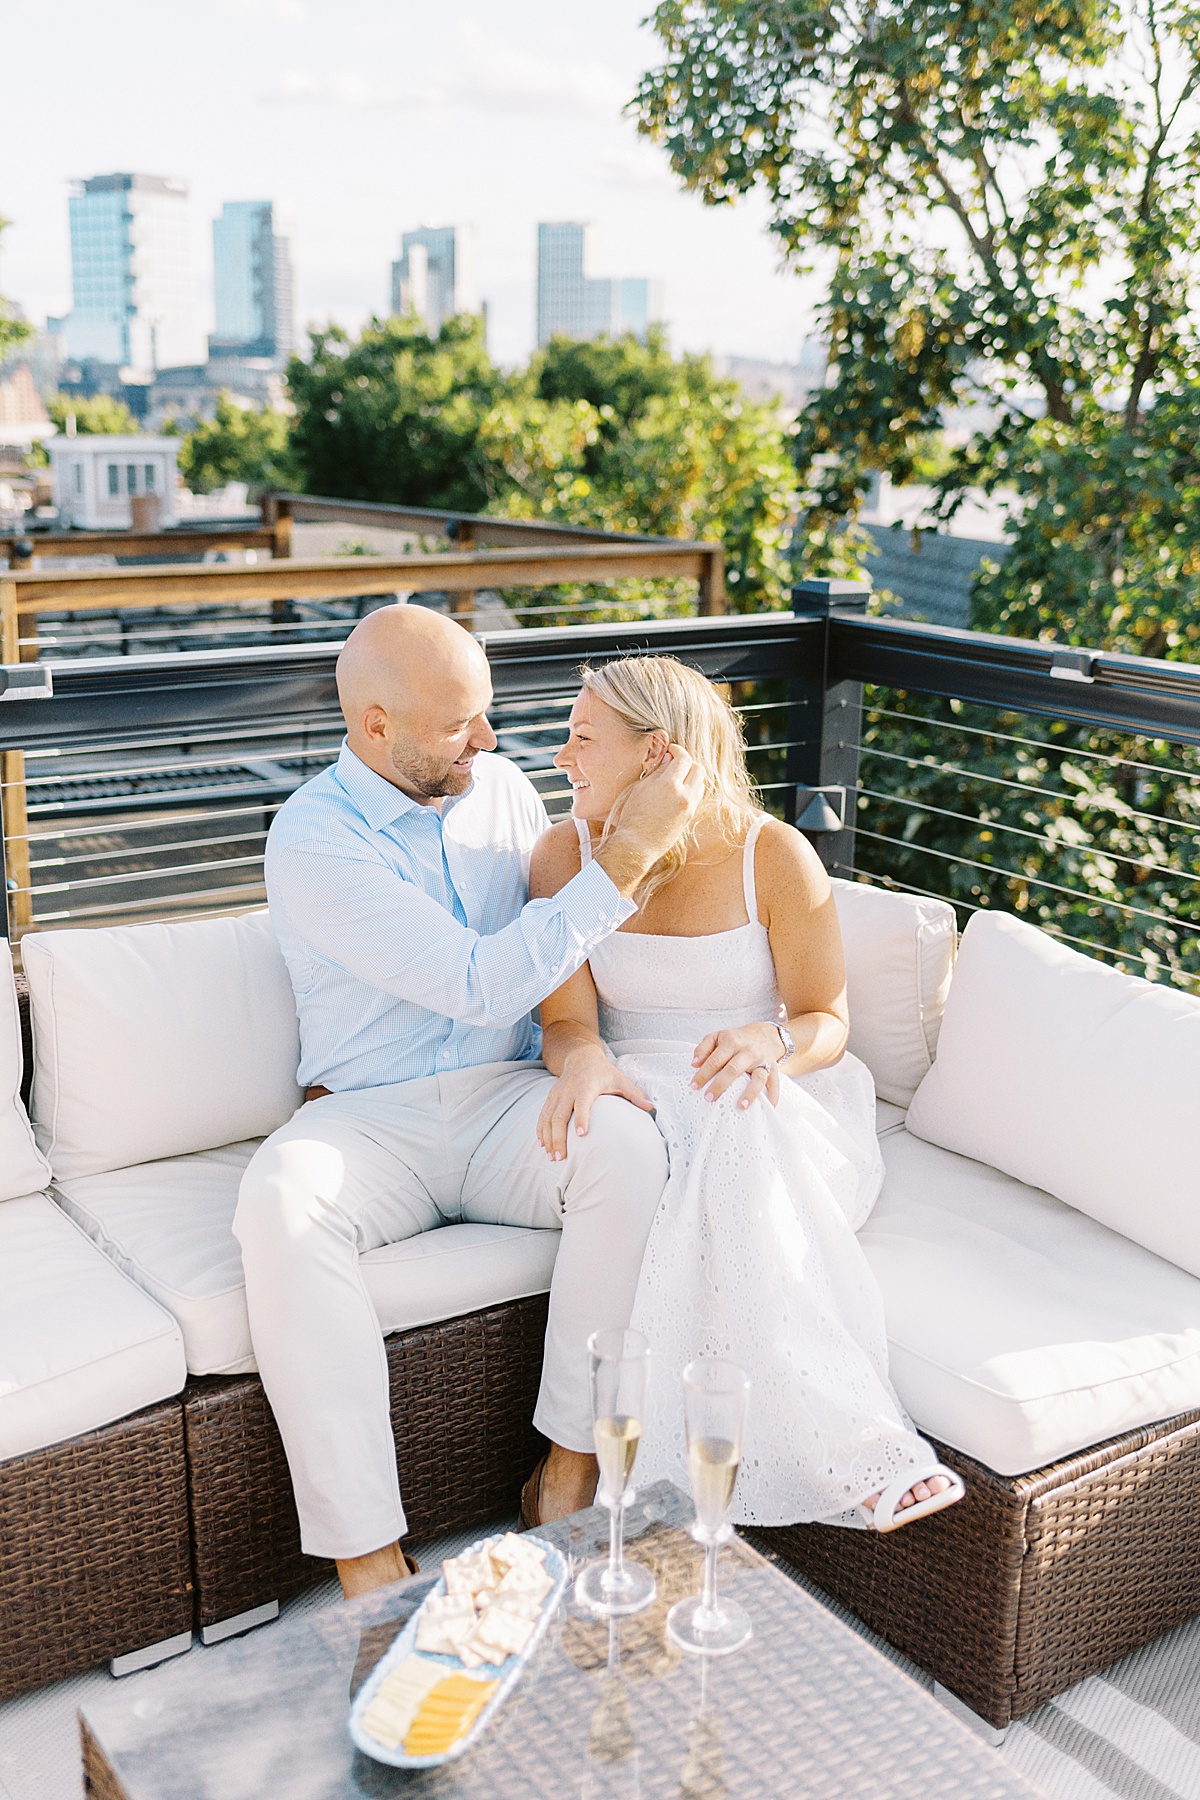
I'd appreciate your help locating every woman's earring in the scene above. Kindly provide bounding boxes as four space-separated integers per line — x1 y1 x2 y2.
638 767 648 782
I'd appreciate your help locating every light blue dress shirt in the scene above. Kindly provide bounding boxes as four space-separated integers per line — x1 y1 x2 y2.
266 743 634 1091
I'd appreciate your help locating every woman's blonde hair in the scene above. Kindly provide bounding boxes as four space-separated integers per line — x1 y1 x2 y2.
579 655 763 902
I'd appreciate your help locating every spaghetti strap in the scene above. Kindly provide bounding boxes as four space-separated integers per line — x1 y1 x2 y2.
573 816 593 865
742 816 766 923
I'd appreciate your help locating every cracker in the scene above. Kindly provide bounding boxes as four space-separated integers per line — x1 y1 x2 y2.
497 1562 553 1603
414 1592 477 1656
471 1605 536 1658
442 1549 494 1598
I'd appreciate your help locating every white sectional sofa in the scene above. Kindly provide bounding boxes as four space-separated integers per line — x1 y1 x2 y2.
5 879 1200 1727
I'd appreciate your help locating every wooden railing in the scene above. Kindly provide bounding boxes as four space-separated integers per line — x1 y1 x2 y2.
1 516 290 568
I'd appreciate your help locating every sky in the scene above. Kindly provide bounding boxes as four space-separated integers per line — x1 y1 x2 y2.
0 0 819 368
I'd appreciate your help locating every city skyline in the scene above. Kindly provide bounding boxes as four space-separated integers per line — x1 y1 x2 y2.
535 222 657 347
0 0 818 370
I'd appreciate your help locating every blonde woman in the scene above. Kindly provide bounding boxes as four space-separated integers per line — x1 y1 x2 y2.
526 656 963 1532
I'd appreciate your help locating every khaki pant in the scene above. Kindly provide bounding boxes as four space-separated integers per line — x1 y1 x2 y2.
234 1061 668 1560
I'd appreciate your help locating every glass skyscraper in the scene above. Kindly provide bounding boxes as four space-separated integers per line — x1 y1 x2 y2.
66 174 197 372
210 201 295 364
390 226 478 333
536 223 659 346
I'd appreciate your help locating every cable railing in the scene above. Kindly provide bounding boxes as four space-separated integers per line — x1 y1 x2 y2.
854 684 1200 987
2 600 1200 993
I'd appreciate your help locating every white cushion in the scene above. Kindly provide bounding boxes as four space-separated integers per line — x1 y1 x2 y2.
0 1191 186 1461
875 1099 907 1137
25 910 302 1179
861 1129 1200 1475
54 1141 561 1376
0 941 51 1202
906 910 1200 1278
832 880 956 1106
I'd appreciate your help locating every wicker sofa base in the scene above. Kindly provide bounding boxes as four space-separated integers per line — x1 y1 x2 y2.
749 1408 1200 1729
183 1294 550 1630
0 1400 193 1704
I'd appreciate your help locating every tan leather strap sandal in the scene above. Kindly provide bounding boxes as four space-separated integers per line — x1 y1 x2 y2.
519 1455 549 1531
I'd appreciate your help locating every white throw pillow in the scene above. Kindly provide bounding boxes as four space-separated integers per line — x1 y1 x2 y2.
25 911 302 1179
831 880 956 1106
0 940 52 1201
906 910 1200 1278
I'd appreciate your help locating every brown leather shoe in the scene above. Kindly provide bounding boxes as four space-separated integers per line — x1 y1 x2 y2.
519 1455 548 1531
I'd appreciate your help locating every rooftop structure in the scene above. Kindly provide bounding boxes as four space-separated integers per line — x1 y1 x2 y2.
64 174 199 375
390 226 478 333
48 433 179 529
536 223 660 346
210 201 294 365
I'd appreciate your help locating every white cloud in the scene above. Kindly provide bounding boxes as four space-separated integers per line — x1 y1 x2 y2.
597 148 674 192
259 32 628 121
213 0 310 22
259 69 442 109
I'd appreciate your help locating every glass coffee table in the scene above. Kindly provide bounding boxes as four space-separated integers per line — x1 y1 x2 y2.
80 1482 1039 1798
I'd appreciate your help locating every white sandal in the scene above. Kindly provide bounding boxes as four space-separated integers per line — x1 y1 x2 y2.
860 1461 965 1533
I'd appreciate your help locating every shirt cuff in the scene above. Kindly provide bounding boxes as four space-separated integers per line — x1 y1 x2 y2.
557 856 637 946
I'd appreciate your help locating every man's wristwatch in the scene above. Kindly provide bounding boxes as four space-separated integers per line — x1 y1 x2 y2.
775 1023 796 1062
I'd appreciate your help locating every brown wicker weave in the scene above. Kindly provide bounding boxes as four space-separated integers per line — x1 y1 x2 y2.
0 1400 193 1704
183 1294 550 1628
749 1409 1200 1728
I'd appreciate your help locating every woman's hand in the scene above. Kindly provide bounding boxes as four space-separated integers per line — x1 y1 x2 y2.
690 1024 784 1110
537 1048 655 1162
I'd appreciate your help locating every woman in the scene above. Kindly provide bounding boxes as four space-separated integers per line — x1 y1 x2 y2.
527 656 963 1531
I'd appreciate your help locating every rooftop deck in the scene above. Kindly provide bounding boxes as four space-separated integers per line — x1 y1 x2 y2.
2 514 1199 1799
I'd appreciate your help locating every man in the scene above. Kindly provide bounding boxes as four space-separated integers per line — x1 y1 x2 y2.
235 603 701 1596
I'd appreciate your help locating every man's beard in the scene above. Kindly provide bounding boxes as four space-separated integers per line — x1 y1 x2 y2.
390 742 474 799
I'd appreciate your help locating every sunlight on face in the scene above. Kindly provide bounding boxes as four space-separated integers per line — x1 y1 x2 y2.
554 690 654 821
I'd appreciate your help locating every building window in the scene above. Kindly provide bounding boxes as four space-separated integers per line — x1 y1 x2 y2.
107 464 119 496
126 465 138 495
144 464 156 491
73 464 83 494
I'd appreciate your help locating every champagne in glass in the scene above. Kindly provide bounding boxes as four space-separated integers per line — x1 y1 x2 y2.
687 1436 739 1535
575 1330 656 1618
594 1416 642 1498
668 1359 752 1656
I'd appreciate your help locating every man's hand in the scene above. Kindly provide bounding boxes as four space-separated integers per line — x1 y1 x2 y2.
594 745 705 897
690 1023 784 1110
537 1047 655 1161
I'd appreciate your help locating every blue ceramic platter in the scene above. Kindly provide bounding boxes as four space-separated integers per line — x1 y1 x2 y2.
348 1532 567 1769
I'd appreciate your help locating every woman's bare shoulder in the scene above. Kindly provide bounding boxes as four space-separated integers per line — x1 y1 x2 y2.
755 815 833 917
530 818 584 898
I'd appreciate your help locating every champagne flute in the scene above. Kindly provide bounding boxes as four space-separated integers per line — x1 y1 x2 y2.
667 1358 752 1655
575 1328 657 1617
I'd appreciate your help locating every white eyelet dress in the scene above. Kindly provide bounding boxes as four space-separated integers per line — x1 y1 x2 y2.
576 816 933 1527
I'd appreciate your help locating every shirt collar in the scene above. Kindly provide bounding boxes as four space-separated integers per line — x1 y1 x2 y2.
333 741 478 832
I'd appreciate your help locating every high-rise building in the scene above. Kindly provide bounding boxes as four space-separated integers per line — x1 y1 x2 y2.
390 226 478 332
65 174 198 373
536 223 660 347
210 201 295 364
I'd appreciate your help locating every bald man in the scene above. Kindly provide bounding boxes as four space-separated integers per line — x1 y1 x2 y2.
234 605 701 1597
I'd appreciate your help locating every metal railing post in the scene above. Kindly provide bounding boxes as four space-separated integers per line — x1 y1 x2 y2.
787 578 871 878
